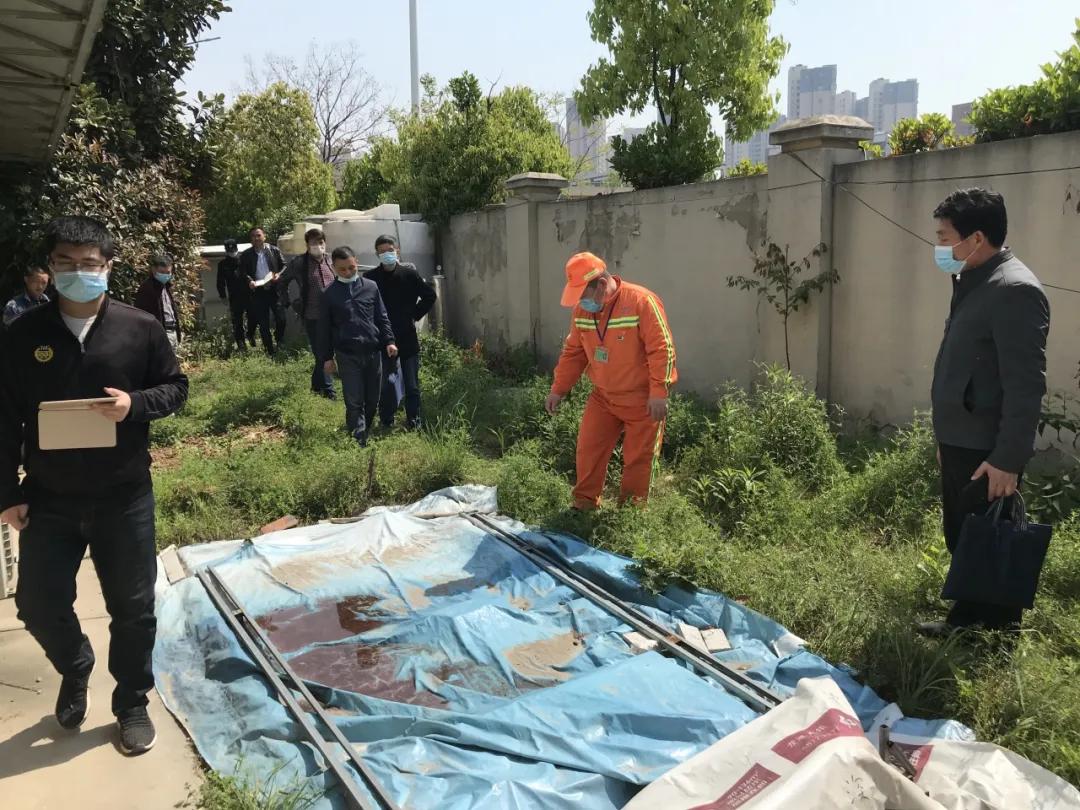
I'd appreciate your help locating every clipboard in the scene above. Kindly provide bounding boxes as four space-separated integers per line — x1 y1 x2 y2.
38 398 118 450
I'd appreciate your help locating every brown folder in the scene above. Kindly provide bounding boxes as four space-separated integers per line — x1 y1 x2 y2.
38 399 118 450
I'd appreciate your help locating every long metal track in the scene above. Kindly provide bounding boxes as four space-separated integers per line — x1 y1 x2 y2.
464 513 783 714
197 568 399 810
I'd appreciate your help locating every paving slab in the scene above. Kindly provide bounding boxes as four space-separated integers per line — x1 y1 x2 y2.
0 554 203 809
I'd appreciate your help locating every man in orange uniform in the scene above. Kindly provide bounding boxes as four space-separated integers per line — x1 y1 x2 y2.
545 252 677 510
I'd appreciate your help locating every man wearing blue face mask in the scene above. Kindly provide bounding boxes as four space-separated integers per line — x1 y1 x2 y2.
920 188 1050 638
133 253 182 349
0 216 188 756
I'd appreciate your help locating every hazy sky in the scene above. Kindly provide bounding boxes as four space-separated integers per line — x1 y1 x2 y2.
182 0 1080 135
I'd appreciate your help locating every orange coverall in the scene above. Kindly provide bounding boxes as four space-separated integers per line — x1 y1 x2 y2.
551 277 677 509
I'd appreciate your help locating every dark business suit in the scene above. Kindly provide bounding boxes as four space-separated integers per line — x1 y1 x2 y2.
239 245 287 354
931 248 1050 628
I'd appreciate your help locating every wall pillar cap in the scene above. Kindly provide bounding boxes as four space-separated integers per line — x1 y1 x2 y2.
769 115 874 153
505 172 569 202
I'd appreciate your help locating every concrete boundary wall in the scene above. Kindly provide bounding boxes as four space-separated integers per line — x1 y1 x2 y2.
442 120 1080 436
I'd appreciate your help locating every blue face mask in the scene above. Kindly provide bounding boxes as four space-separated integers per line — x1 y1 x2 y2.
154 272 173 284
378 251 398 267
579 297 603 313
337 272 360 284
55 270 109 303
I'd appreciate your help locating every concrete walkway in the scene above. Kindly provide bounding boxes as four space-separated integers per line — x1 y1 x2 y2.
0 553 203 809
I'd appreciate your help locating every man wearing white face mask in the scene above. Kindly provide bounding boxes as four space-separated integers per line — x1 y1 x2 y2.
281 228 337 398
920 188 1050 637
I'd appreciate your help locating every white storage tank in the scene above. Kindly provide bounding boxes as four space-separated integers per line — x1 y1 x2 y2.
321 204 435 279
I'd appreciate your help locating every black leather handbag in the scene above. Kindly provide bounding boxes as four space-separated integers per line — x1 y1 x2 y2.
942 493 1052 609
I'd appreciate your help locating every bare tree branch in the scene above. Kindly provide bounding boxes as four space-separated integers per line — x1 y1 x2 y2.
249 40 391 166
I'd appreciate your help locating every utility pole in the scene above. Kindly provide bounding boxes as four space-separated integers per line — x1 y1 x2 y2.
409 0 419 111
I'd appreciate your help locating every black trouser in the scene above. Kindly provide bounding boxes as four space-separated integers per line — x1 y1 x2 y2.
229 298 254 349
15 485 157 715
338 348 382 443
939 443 1024 628
248 289 277 355
304 318 335 397
380 353 421 426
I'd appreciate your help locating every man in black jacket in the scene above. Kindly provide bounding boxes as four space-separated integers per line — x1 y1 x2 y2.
216 238 255 351
280 228 336 398
0 216 188 756
364 234 436 429
239 226 287 354
318 246 397 446
133 253 181 349
920 188 1050 636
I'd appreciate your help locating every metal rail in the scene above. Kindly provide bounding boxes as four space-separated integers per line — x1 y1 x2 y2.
197 568 399 810
463 513 783 714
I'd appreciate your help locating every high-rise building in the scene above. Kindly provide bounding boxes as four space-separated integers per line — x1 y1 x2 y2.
622 126 647 144
723 115 787 172
565 96 609 185
853 96 870 123
879 79 918 133
952 102 974 137
835 90 856 117
787 64 837 119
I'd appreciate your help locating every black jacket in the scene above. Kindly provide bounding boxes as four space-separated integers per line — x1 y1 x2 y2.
931 250 1050 473
317 278 395 361
239 245 286 298
216 254 249 305
0 298 189 509
133 276 182 342
363 263 436 359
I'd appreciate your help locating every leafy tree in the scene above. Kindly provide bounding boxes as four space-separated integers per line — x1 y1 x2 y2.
84 0 230 186
340 138 397 211
970 20 1080 142
728 159 767 178
376 72 574 227
246 41 389 166
727 241 835 371
575 0 786 189
203 83 336 242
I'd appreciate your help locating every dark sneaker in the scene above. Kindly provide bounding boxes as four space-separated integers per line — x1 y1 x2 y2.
915 620 959 639
406 418 422 431
117 707 157 755
55 672 91 730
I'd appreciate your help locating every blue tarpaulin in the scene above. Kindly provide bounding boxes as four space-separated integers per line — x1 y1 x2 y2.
154 486 970 809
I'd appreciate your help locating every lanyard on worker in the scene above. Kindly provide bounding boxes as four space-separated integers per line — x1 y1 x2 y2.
592 290 621 345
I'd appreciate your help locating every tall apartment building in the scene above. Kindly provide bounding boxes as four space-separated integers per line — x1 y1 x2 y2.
565 96 610 185
722 115 787 172
835 90 856 117
952 102 974 137
787 64 838 119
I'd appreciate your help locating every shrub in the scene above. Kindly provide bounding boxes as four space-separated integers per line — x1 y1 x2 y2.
489 442 571 525
608 114 722 190
969 22 1080 142
887 113 969 156
727 159 767 177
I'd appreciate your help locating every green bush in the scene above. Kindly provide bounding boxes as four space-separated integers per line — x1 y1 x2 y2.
969 22 1080 142
608 114 722 190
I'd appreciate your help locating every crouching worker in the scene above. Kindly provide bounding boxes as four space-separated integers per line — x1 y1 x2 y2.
318 246 397 447
544 252 677 510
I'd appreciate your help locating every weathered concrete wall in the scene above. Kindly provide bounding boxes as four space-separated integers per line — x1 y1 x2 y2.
534 176 769 395
830 131 1080 427
441 206 509 351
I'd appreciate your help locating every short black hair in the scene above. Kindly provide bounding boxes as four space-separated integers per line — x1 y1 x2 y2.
223 238 238 252
933 188 1008 247
375 234 397 250
151 253 173 268
331 246 356 262
248 226 265 237
304 228 325 244
25 265 48 277
43 216 115 260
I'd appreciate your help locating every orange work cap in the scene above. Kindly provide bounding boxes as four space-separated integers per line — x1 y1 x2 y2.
561 252 607 307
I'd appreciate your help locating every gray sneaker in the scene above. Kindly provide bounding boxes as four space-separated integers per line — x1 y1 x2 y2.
117 706 157 755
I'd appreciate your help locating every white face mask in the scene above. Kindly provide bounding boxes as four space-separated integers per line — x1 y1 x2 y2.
309 244 325 258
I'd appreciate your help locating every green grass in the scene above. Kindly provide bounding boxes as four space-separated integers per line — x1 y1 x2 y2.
157 331 1080 788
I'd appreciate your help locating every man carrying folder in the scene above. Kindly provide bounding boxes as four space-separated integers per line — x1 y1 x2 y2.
0 216 188 756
